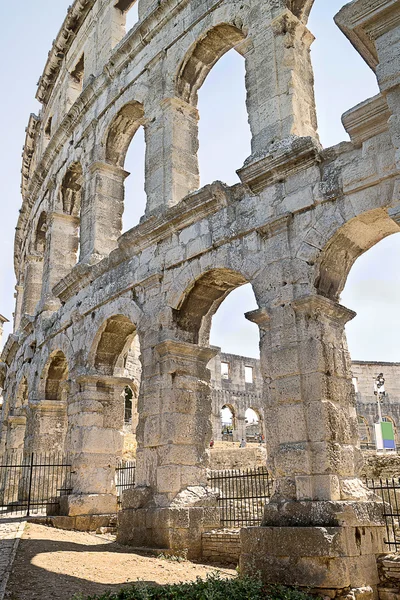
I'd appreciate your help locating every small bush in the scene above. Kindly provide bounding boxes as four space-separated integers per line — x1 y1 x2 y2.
74 573 318 600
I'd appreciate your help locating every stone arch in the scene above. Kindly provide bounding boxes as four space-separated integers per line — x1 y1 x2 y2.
221 403 236 439
314 208 400 301
105 101 145 168
44 351 69 401
90 314 138 377
60 162 83 217
176 23 247 106
245 406 262 433
174 268 250 345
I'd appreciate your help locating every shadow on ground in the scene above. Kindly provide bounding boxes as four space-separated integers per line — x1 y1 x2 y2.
4 523 233 600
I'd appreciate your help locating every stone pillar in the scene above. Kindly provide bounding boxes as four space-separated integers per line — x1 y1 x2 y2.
13 285 24 331
24 400 67 454
80 162 129 263
118 339 221 558
61 375 129 517
41 212 80 307
335 1 400 209
245 9 318 154
6 416 27 452
372 7 400 215
145 98 199 215
21 256 44 317
241 297 386 594
235 413 247 443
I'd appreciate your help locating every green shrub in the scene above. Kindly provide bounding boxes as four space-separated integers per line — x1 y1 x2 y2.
73 572 318 600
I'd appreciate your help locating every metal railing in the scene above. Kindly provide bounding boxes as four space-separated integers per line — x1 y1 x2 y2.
366 478 400 551
0 451 72 517
208 466 273 527
116 460 136 503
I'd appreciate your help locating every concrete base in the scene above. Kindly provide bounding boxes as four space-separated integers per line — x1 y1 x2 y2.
117 505 221 560
240 523 386 594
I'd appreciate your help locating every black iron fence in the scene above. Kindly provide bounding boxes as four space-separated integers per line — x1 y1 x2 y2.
208 466 273 527
366 478 400 551
0 451 72 517
116 459 136 504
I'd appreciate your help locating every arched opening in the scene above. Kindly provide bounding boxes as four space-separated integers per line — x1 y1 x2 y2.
317 211 400 454
24 350 70 454
245 408 262 443
176 269 261 464
105 102 146 233
34 212 47 254
176 23 251 188
45 351 68 401
124 386 133 425
94 315 137 376
221 404 235 441
197 45 251 187
59 162 82 265
22 212 47 316
176 269 250 345
92 315 141 458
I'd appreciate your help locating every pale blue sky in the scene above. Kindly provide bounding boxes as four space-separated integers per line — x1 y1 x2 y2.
0 1 399 363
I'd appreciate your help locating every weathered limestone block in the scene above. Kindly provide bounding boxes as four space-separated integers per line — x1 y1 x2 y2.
2 0 400 585
145 98 200 214
21 256 44 317
80 162 129 262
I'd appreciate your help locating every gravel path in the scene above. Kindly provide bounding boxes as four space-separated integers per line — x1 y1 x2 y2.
5 523 235 600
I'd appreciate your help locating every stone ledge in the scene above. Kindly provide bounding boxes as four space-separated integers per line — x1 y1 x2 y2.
27 514 116 532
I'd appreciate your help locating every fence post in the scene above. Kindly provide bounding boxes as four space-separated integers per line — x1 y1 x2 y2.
27 453 34 517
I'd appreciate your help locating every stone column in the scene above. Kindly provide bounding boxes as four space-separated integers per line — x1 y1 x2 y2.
62 375 130 518
335 1 400 213
118 339 221 558
145 98 200 215
245 9 318 154
138 340 216 500
6 416 27 452
235 413 247 443
41 212 80 307
21 256 44 317
13 285 24 331
241 297 385 593
24 399 67 454
80 162 129 263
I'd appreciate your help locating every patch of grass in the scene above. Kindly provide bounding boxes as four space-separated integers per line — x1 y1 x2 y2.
73 572 318 600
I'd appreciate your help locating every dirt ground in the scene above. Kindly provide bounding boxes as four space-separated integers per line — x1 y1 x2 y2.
5 523 235 600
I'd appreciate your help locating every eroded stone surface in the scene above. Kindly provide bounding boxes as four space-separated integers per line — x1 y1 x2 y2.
0 0 399 592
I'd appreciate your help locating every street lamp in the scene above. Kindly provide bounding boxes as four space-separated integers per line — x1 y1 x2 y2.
374 372 386 422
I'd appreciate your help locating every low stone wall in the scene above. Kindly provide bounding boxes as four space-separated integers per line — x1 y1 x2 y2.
207 445 267 471
362 454 400 480
377 555 400 600
201 529 241 565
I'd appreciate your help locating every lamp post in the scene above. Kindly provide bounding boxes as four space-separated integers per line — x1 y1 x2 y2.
374 372 386 423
